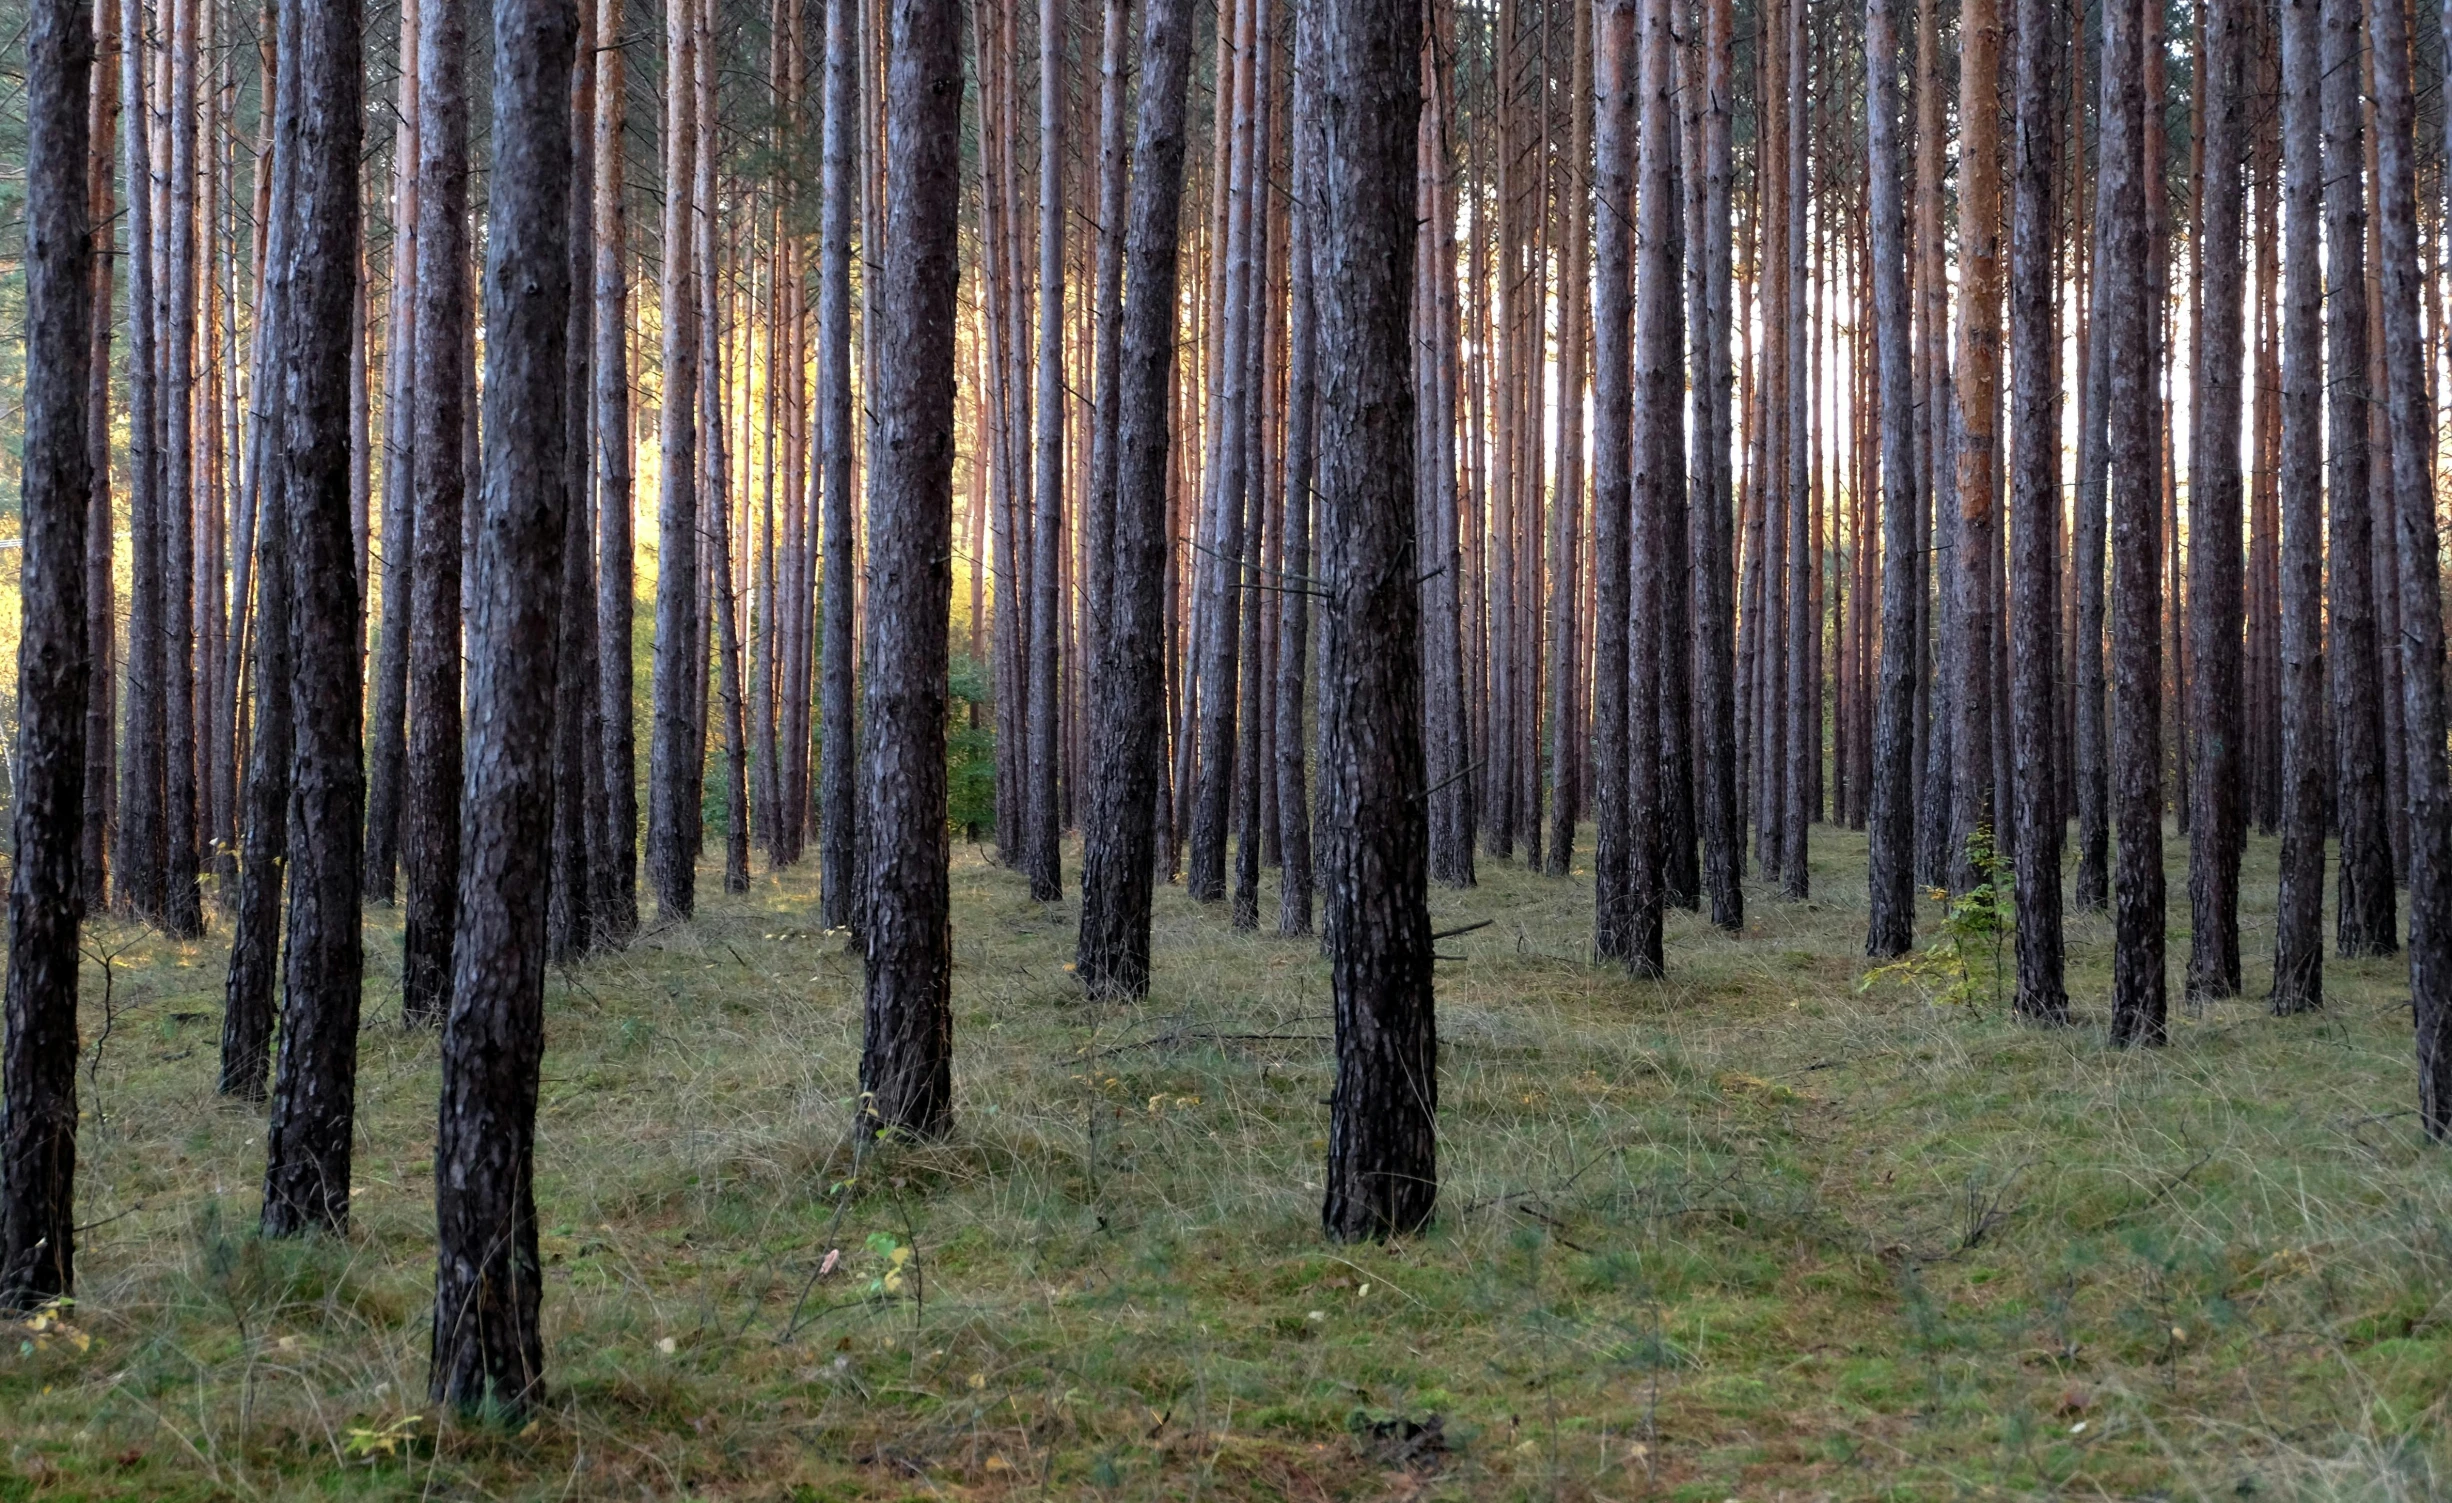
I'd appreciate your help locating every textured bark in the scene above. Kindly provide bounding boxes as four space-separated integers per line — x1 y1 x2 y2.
162 0 203 941
648 0 703 920
2186 0 2245 1002
593 0 637 945
1025 0 1066 903
856 0 963 1136
1590 0 1634 962
1314 0 1435 1241
2366 0 2452 1136
2007 0 2067 1020
1545 1 1589 880
815 0 860 932
364 0 420 904
1864 0 1918 959
115 0 164 924
1693 0 1741 933
2320 0 2394 958
548 0 599 958
429 0 577 1409
2102 0 2165 1049
1277 96 1316 938
403 0 469 1026
82 0 119 916
1627 0 1676 966
1076 0 1195 997
1776 0 1807 902
1232 0 1276 931
261 0 366 1236
1188 0 1258 906
1949 0 2002 892
2071 178 2111 912
3 0 92 1309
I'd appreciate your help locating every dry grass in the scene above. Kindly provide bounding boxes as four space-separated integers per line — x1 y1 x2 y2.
5 823 2451 1500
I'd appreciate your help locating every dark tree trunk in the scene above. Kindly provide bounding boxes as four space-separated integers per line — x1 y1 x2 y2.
2272 0 2325 1014
815 0 860 933
1864 0 1919 958
403 0 469 1026
1277 103 1316 938
593 0 637 945
1694 0 1741 933
2 0 92 1310
162 0 203 942
2007 0 2067 1020
2103 0 2165 1049
1949 0 2001 893
855 0 963 1136
548 0 598 959
115 0 164 925
1081 0 1128 796
82 0 118 918
2071 202 2111 911
1590 0 1634 962
429 0 577 1409
1075 0 1196 997
365 0 420 905
2321 0 2393 958
2367 0 2452 1136
2186 0 2245 1001
648 0 702 920
261 0 366 1236
1314 0 1435 1242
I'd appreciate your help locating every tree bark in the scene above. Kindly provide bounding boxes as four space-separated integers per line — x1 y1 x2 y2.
1314 0 1435 1241
2103 0 2165 1049
2186 0 2245 1001
261 0 366 1236
2 0 92 1310
815 0 861 932
162 0 203 941
1949 0 2002 892
403 0 470 1026
548 0 599 957
856 0 964 1136
1693 0 1741 933
364 0 419 905
2007 0 2067 1019
1277 72 1316 937
593 0 638 945
429 0 577 1409
82 0 119 916
2272 0 2325 1013
1864 0 1918 958
648 0 703 919
1590 0 1635 962
1025 0 1066 902
2366 0 2452 1136
1076 0 1196 997
116 0 165 924
2321 0 2394 958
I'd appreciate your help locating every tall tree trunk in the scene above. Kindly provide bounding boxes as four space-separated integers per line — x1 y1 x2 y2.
82 0 119 916
548 0 599 957
1628 0 1677 962
364 0 420 904
648 0 703 919
2367 0 2452 1135
2103 0 2165 1049
2007 0 2067 1018
856 0 964 1135
2 0 93 1310
1776 0 1807 902
1315 0 1435 1242
1693 0 1741 932
1950 0 2002 891
162 0 203 940
429 0 577 1409
593 0 637 944
1277 66 1316 937
1076 0 1196 996
1026 0 1066 902
116 0 164 924
700 0 748 899
1591 0 1634 962
1864 0 1919 957
2321 0 2394 957
261 0 366 1235
2186 0 2245 1000
816 0 861 932
403 0 470 1025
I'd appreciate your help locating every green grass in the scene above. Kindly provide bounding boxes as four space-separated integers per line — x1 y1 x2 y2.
6 822 2451 1499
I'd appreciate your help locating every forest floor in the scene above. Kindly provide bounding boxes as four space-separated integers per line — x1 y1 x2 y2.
6 823 2451 1501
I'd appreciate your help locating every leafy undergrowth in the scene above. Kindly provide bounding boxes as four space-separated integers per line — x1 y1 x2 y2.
6 825 2450 1500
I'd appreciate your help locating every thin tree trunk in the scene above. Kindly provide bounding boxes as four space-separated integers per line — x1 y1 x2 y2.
1277 64 1316 937
1695 0 1740 931
816 0 861 932
1591 0 1634 962
1950 0 2002 891
548 0 599 957
116 0 164 924
2 0 93 1310
364 0 420 904
2322 0 2394 957
162 0 203 940
1026 0 1066 902
1865 0 1918 957
403 0 469 1025
594 0 638 944
648 0 703 919
261 0 366 1235
82 0 120 916
2186 0 2245 1000
2007 0 2067 1019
